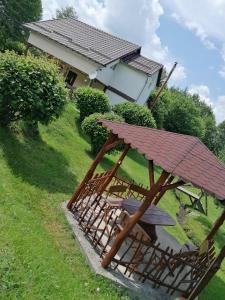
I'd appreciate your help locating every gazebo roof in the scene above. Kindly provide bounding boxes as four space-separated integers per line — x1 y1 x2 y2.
99 120 225 201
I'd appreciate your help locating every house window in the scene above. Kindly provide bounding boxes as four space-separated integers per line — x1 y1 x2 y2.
65 70 77 87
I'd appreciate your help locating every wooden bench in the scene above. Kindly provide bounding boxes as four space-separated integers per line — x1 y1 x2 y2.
176 186 208 215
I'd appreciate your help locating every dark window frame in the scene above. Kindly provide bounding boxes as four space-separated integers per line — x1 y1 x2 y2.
65 70 77 87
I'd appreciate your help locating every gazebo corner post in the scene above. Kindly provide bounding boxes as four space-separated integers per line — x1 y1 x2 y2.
96 143 130 197
188 245 225 300
205 209 225 241
67 133 118 210
148 160 155 188
101 170 170 269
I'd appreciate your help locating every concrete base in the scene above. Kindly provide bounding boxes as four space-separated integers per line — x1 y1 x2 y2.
61 201 179 300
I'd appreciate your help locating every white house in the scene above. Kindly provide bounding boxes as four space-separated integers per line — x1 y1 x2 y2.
24 18 163 105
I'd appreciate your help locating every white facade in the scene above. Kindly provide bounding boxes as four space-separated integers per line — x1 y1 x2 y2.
28 32 99 75
28 31 160 105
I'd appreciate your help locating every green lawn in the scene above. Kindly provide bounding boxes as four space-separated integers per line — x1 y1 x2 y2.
0 103 224 299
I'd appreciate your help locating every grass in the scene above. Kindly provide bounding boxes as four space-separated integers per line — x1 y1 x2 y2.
0 103 224 299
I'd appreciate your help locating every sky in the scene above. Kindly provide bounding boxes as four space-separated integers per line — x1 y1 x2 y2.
42 0 225 124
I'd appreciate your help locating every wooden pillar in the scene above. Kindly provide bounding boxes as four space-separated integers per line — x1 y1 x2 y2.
101 170 170 268
96 144 130 196
148 160 155 188
188 245 225 300
153 175 174 205
205 209 225 241
67 133 118 210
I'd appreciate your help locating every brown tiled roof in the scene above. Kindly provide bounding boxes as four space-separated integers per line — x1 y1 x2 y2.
99 120 225 201
123 54 163 75
24 18 141 66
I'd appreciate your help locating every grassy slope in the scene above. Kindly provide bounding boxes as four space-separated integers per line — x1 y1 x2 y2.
0 103 224 299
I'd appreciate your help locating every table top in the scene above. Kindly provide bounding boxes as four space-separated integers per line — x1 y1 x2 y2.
122 197 176 226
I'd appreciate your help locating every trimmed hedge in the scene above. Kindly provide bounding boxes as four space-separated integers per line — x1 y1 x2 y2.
113 102 156 128
75 87 111 121
0 51 68 131
81 112 124 153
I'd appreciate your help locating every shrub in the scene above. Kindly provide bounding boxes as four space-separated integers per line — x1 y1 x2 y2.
0 51 68 133
113 102 156 128
75 87 111 121
81 112 124 153
4 39 27 55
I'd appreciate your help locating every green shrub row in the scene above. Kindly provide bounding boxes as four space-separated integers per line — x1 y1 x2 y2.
113 102 156 128
75 86 156 154
81 112 124 153
75 87 110 121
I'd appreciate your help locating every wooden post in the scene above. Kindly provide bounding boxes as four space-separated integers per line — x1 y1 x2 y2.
153 175 174 205
148 160 154 188
205 209 225 241
101 170 170 268
188 245 225 300
96 144 130 196
149 62 177 110
67 134 118 210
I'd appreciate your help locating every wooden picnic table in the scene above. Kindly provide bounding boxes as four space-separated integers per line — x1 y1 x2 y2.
121 197 176 241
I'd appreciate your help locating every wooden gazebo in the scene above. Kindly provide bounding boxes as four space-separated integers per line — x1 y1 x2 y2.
67 120 225 299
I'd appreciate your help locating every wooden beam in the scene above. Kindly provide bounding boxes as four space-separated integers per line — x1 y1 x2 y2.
67 133 118 210
149 62 177 110
148 160 155 188
188 245 225 300
205 209 225 241
160 180 184 193
101 170 170 268
153 176 174 205
96 144 130 196
104 139 124 153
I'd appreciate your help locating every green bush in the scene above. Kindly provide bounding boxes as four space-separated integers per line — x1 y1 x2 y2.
75 87 111 121
113 102 156 128
0 51 68 132
81 112 124 153
4 39 27 55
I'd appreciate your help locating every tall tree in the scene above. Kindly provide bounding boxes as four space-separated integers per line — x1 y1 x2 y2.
216 121 225 155
192 93 217 152
0 0 42 51
151 87 219 151
56 6 78 19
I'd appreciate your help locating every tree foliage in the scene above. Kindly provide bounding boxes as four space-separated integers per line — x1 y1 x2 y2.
0 51 68 132
82 112 124 154
56 6 78 19
0 0 42 52
113 102 156 128
191 93 217 152
150 87 217 144
75 87 111 122
216 121 225 156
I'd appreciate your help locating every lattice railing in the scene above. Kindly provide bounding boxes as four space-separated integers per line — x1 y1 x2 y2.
111 222 216 297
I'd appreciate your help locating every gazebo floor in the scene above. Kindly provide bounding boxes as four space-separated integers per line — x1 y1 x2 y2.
62 201 185 300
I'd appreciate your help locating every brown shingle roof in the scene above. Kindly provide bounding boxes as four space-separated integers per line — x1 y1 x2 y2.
24 18 141 66
123 54 163 75
99 120 225 201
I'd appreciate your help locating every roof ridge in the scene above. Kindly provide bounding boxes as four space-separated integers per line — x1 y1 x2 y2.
172 138 201 173
197 138 225 169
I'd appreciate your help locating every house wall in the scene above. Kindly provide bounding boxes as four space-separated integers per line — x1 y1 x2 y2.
105 90 128 105
28 31 159 105
96 60 119 85
105 62 159 104
28 31 99 75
